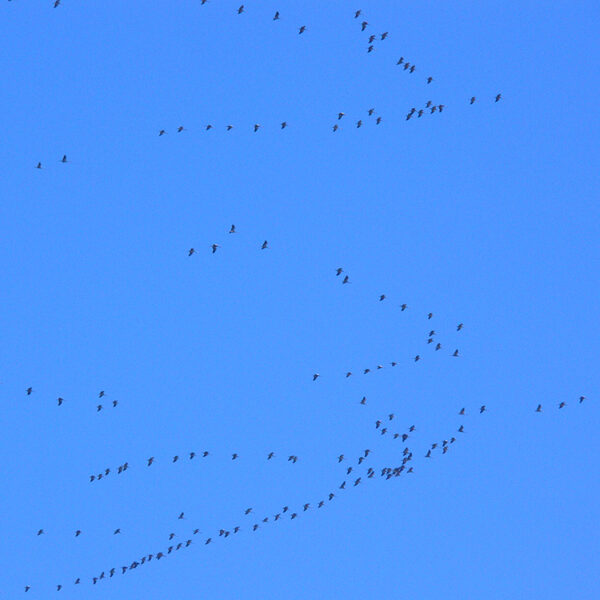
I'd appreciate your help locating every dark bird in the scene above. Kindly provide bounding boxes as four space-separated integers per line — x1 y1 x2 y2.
379 294 386 301
99 391 105 398
189 451 195 459
329 493 335 500
291 513 298 519
205 538 212 544
173 455 179 463
470 97 476 105
75 578 80 584
299 26 306 34
342 275 349 284
375 420 381 429
339 481 346 489
112 400 118 407
357 120 363 127
360 396 366 405
268 452 274 459
361 21 368 31
364 368 370 374
303 503 310 511
346 466 353 474
435 343 442 351
114 528 121 534
90 475 95 482
318 501 324 508
367 45 374 53
75 530 81 537
205 124 213 130
338 454 344 463
227 125 234 130
418 110 424 118
245 508 253 515
61 154 68 163
480 405 486 413
203 451 209 457
158 130 166 136
169 532 175 540
338 112 345 120
178 512 185 519
354 10 361 18
401 303 407 311
389 413 394 421
283 506 289 513
458 425 464 432
57 397 64 406
281 122 287 129
26 387 33 395
346 371 352 377
211 243 219 254
452 349 459 357
354 477 361 486
404 63 410 71
273 11 280 20
229 224 236 233
237 5 244 14
36 162 42 169
254 124 261 132
397 57 404 65
369 35 376 43
459 407 465 415
37 529 44 536
25 586 31 592
536 404 542 413
376 116 382 124
579 396 586 403
414 355 421 362
457 323 464 331
261 240 268 249
253 524 259 531
495 93 502 102
427 76 433 84
332 124 339 132
428 312 433 319
559 401 566 409
97 404 103 412
188 248 195 257
390 361 397 366
313 373 320 381
232 453 238 460
439 104 445 112
430 106 437 114
177 126 185 132
410 65 415 73
381 32 388 40
336 267 343 276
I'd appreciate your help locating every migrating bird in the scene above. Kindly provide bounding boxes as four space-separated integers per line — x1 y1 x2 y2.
559 402 566 409
229 224 236 233
299 26 306 34
178 512 185 519
113 528 121 534
313 373 320 381
26 387 33 395
267 452 274 459
354 10 361 18
457 323 464 331
261 240 268 249
158 130 166 136
177 126 185 132
211 243 219 254
459 407 465 415
336 267 343 276
237 5 244 14
361 21 368 31
452 349 459 357
397 57 404 65
427 76 433 84
281 122 287 129
480 405 486 413
401 303 407 311
99 391 105 398
188 248 196 257
470 97 476 105
379 294 386 301
254 124 261 132
495 93 502 102
232 453 238 460
536 404 542 413
36 162 42 169
342 275 350 284
381 32 388 40
376 116 382 124
147 457 154 466
332 124 339 132
414 355 421 362
579 396 586 403
273 11 280 20
428 312 433 319
357 120 363 128
360 396 366 405
57 397 64 406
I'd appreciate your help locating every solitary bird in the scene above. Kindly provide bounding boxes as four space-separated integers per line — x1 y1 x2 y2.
75 530 81 537
535 404 542 413
147 457 154 466
261 240 268 249
281 122 287 129
267 452 274 459
178 512 185 519
232 453 238 460
401 303 407 311
114 528 121 534
414 355 421 362
579 396 586 403
299 26 306 34
57 397 64 406
379 294 386 301
357 120 362 128
470 97 476 105
188 248 195 257
452 349 459 357
428 312 433 319
346 371 352 378
173 455 179 463
254 124 261 132
559 401 566 409
480 405 486 413
229 224 236 233
457 323 464 331
360 396 366 405
427 76 433 84
237 5 244 14
495 93 502 102
37 529 44 536
313 373 320 381
361 21 368 31
36 162 42 169
211 243 219 254
26 387 33 395
227 125 234 131
273 11 280 20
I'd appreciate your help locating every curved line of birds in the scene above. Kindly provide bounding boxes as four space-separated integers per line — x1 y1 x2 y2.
24 393 592 593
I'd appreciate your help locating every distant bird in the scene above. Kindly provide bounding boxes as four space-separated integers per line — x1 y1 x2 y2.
203 451 209 457
346 372 352 378
425 450 431 458
267 452 274 459
37 529 44 536
338 454 344 463
338 112 345 120
303 503 310 511
205 538 212 544
418 110 424 118
281 122 287 129
430 106 437 114
535 404 542 413
470 97 476 105
177 126 185 132
459 407 465 415
329 493 335 500
237 5 244 14
397 57 404 65
379 294 386 301
452 349 459 357
173 455 179 463
97 404 103 412
389 413 394 421
273 11 280 20
169 532 175 540
288 455 298 463
354 10 361 18
113 528 121 534
438 105 445 112
261 240 269 249
401 303 407 311
299 26 306 34
254 124 261 132
25 586 31 592
414 355 420 362
205 124 213 130
364 368 370 374
339 481 346 489
189 452 195 459
367 45 374 53
381 32 388 40
211 243 219 254
428 312 433 319
26 387 33 395
178 512 185 519
559 401 566 409
375 420 381 429
90 475 95 482
75 578 80 584
435 343 441 351
390 361 397 366
368 108 375 116
480 405 486 413
282 506 289 513
495 93 502 102
313 373 320 381
147 457 154 466
376 116 382 124
232 453 238 460
579 396 586 403
99 391 105 398
457 323 464 331
357 120 363 128
410 65 415 73
361 21 368 31
458 425 464 432
112 400 118 407
342 275 349 284
36 162 42 169
75 530 81 537
332 124 339 132
188 248 196 257
336 267 343 276
57 397 64 406
427 76 433 84
318 500 324 508
158 130 166 136
360 396 366 405
426 101 432 108
227 125 234 131
229 224 236 234
253 524 259 531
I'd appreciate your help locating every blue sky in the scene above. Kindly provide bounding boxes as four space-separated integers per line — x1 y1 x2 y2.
1 1 599 598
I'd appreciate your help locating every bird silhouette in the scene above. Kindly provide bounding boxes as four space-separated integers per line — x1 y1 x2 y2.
281 122 287 129
361 21 368 31
536 404 542 412
427 76 433 83
313 373 320 381
254 124 261 132
299 26 306 34
237 5 244 14
36 162 42 169
495 93 502 102
470 97 476 105
211 244 219 254
381 32 388 40
273 11 280 20
559 402 566 409
342 275 350 284
480 405 486 413
232 453 238 460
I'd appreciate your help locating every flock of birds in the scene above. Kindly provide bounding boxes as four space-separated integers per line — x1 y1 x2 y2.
9 3 593 596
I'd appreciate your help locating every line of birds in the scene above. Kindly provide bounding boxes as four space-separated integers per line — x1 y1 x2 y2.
188 226 268 256
23 388 118 412
88 449 302 485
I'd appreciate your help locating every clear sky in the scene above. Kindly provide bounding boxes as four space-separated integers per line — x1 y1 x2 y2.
1 1 599 598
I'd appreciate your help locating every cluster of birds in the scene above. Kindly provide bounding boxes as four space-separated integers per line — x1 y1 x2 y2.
187 226 268 256
24 388 117 412
88 449 302 485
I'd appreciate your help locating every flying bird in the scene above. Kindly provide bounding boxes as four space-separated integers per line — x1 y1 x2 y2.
188 248 195 257
211 243 219 254
535 404 542 412
379 294 386 301
57 397 64 406
229 224 236 233
495 93 502 102
232 453 238 460
401 303 407 311
299 26 306 34
452 349 459 357
177 126 185 132
237 5 244 14
158 130 166 136
332 124 339 132
376 117 382 124
26 387 33 395
361 21 368 31
381 32 388 40
457 323 464 331
178 512 185 519
36 162 42 169
559 401 566 409
273 11 280 20
261 240 268 249
480 405 486 413
281 122 287 129
354 10 361 18
427 76 433 84
313 373 320 381
254 124 260 132
342 275 349 284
